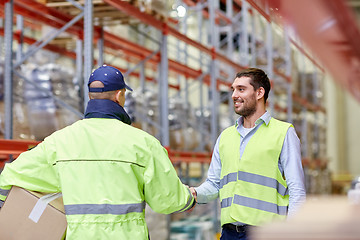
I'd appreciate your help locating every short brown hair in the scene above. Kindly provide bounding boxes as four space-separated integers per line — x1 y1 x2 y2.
236 68 271 103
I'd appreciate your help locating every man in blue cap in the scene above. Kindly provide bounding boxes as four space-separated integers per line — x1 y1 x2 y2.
86 65 133 124
0 65 195 239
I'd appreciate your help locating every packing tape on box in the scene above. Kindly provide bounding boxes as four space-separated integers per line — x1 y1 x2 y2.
28 192 63 223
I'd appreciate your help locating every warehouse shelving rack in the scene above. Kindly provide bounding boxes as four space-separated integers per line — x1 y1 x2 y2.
1 0 357 183
0 1 327 150
0 0 331 205
0 0 245 151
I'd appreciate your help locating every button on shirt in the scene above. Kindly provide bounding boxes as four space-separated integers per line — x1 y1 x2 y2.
195 111 306 217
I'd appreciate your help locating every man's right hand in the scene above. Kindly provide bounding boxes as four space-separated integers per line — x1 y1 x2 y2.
189 187 197 202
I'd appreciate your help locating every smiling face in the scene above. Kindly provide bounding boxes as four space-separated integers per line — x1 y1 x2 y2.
231 76 258 117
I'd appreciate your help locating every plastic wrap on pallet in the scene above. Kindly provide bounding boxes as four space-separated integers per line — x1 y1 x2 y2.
19 63 81 140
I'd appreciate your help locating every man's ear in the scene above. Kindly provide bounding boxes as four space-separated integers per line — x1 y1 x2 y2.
115 90 121 103
115 89 125 103
257 87 265 100
119 89 125 98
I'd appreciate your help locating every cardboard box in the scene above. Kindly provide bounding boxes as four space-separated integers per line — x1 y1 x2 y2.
0 186 67 240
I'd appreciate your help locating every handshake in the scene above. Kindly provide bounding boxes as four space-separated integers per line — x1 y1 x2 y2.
186 186 197 212
189 186 197 201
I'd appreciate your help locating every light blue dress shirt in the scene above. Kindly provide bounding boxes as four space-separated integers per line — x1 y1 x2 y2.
195 111 306 217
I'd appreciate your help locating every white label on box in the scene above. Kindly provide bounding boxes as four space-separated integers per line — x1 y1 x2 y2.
28 193 62 223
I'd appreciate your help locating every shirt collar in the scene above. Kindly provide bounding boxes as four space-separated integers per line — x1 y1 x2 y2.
235 111 271 128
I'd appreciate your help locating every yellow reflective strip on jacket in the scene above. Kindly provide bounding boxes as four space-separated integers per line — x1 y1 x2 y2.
219 118 291 226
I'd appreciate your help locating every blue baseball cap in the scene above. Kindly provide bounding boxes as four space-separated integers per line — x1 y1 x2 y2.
88 65 133 92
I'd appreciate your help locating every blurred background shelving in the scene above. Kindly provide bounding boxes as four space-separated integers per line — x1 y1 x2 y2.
1 0 360 239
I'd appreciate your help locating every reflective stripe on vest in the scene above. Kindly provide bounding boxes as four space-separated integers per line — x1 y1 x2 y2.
233 195 288 215
0 188 10 196
0 200 4 208
65 201 145 215
220 171 288 196
220 195 287 215
221 197 232 208
220 172 237 189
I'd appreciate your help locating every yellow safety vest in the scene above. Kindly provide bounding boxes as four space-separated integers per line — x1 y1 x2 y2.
219 118 291 226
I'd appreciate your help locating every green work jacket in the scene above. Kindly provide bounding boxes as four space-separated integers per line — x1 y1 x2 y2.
0 118 194 239
219 118 291 226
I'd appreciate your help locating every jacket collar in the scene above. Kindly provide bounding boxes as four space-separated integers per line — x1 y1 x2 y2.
84 99 132 125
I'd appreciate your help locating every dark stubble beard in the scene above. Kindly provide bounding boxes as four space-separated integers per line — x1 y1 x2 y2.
234 93 257 117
